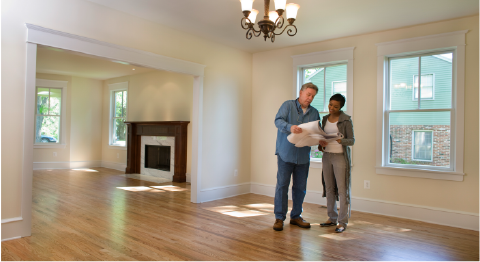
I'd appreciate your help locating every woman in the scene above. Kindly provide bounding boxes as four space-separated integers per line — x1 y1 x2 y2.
318 94 355 233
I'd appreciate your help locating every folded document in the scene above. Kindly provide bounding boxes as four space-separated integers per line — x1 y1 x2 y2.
287 120 344 147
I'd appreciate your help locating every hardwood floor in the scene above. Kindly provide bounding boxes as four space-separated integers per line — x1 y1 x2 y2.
2 168 478 261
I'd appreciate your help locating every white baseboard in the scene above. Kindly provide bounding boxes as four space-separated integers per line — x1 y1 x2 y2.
250 182 479 231
1 220 23 241
186 173 191 183
101 160 127 171
200 183 251 203
33 160 102 170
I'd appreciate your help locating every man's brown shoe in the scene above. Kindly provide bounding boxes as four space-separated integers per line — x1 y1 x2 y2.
273 219 284 231
290 217 311 228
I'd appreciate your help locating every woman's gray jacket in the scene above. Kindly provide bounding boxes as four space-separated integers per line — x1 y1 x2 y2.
321 111 355 212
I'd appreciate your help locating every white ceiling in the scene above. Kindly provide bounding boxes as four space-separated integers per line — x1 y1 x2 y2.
85 0 479 53
36 45 156 80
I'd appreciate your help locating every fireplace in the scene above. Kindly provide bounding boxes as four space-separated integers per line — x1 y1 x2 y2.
145 145 171 171
124 121 189 182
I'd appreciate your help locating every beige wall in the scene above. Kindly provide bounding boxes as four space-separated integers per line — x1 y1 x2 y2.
2 0 252 220
69 77 103 162
32 74 103 164
102 70 194 176
251 15 479 214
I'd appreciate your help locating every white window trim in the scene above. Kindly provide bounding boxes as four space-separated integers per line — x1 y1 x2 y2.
108 82 128 147
376 30 467 181
292 47 355 168
411 130 434 162
412 73 435 101
34 79 68 149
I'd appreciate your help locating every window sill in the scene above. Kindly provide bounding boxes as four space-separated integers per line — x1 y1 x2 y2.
34 144 66 149
109 145 127 150
375 166 464 181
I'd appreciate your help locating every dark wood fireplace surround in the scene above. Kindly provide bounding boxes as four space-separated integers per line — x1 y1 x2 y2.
124 121 189 182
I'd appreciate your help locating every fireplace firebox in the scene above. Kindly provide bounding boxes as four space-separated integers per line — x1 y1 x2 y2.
145 145 171 171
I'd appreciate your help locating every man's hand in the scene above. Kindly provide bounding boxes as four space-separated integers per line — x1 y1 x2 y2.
319 140 328 147
290 125 302 134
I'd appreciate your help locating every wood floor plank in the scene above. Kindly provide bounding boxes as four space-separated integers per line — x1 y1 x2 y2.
2 168 478 261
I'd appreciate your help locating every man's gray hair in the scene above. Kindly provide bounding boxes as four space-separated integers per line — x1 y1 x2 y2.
300 82 318 93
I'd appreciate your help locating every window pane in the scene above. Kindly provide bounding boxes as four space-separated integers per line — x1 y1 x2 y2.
389 111 450 167
115 91 123 117
310 146 323 160
420 53 452 109
413 131 433 161
122 91 127 117
113 118 126 145
35 116 60 143
389 56 419 110
36 87 50 115
49 88 62 115
307 67 325 112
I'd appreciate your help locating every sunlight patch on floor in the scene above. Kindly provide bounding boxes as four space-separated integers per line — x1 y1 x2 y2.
71 168 99 172
150 185 188 191
318 220 412 241
319 233 357 241
202 205 270 217
116 186 164 192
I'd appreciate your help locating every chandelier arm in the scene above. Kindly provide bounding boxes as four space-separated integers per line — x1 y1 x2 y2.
241 17 253 30
273 24 297 36
271 32 276 42
253 28 262 36
246 28 254 40
274 16 284 29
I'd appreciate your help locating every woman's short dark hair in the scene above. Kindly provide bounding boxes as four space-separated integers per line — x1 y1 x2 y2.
330 93 346 108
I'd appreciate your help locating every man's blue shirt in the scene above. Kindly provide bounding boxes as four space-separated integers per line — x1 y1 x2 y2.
274 99 320 164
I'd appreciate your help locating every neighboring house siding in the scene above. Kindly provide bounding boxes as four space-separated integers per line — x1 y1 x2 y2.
390 56 452 125
308 64 347 113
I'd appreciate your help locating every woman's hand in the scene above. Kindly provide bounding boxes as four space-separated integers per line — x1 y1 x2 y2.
336 139 342 144
319 140 328 147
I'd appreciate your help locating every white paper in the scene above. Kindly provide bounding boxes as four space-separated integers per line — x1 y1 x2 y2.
287 120 344 147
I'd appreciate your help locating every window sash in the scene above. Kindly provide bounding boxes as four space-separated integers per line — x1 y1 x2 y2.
110 88 127 146
34 87 63 144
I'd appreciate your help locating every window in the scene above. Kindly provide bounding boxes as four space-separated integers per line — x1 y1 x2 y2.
376 30 466 181
302 64 348 161
292 47 354 167
413 74 434 100
34 79 67 148
387 52 451 169
109 82 128 147
412 130 433 161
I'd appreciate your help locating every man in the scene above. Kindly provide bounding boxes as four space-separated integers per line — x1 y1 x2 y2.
273 82 320 231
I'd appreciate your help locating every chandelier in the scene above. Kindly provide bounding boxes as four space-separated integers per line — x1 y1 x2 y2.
240 0 299 42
